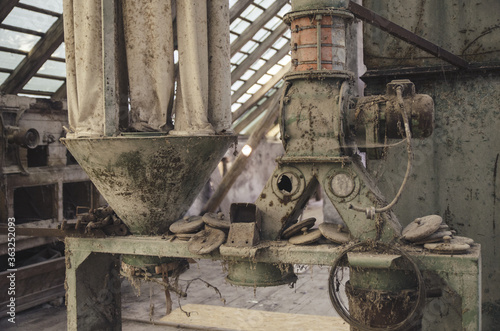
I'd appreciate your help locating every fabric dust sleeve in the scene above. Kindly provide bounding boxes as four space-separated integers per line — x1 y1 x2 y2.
207 0 232 133
63 0 104 137
122 0 175 132
172 0 214 135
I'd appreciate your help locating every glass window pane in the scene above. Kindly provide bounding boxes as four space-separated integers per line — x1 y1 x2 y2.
24 77 63 92
3 7 57 33
19 0 63 13
240 69 255 81
51 42 65 58
0 51 25 69
0 29 40 51
37 59 66 76
0 72 10 85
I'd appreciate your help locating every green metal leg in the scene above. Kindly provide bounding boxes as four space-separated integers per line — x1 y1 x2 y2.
66 246 121 330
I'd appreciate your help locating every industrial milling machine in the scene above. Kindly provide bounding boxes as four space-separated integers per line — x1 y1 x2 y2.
61 1 481 330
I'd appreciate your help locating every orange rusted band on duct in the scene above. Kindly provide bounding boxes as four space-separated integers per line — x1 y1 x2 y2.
285 10 353 72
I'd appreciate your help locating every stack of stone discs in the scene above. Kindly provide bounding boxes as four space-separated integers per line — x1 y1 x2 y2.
285 218 351 246
401 215 474 254
187 212 228 255
169 216 205 241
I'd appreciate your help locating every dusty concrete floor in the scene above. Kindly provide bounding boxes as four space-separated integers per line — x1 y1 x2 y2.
0 201 344 330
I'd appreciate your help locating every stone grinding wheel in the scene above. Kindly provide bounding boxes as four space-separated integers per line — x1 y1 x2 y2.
289 228 322 245
402 215 442 241
413 230 453 245
424 236 470 254
451 236 474 245
282 217 316 239
169 216 204 234
202 212 230 230
175 233 195 241
318 223 350 244
188 227 226 255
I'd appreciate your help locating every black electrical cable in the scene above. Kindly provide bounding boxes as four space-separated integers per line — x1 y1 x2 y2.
328 241 426 331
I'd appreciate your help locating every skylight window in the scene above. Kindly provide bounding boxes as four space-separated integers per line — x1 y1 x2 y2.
257 74 272 85
264 17 281 30
240 69 255 81
0 29 40 51
273 37 289 50
230 19 251 35
240 40 258 54
51 42 65 58
24 76 64 93
250 59 266 70
0 51 25 69
237 93 252 104
267 64 284 75
231 80 245 91
261 49 277 60
19 0 63 14
0 72 9 85
3 7 57 33
37 60 66 77
241 5 264 21
253 29 271 42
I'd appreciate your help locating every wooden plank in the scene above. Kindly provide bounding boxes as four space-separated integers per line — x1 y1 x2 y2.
232 62 289 122
231 22 287 84
160 304 350 331
230 0 287 57
230 0 253 23
0 0 19 24
0 23 45 36
16 2 62 17
0 17 64 94
231 45 289 104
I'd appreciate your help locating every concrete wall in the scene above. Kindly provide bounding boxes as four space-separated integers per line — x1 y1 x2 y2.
362 1 500 328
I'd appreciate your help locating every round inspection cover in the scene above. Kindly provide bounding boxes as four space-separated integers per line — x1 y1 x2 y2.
413 230 453 245
424 242 470 255
402 215 442 241
452 236 474 245
289 229 322 245
282 217 316 239
170 216 204 234
188 227 226 255
319 223 350 244
202 212 230 230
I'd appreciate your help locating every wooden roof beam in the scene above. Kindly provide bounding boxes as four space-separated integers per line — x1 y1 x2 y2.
230 0 287 57
0 0 19 24
230 0 254 23
232 62 290 122
0 16 64 95
231 22 287 84
231 44 289 104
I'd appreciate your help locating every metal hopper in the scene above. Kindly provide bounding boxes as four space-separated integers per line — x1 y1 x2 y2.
62 134 235 235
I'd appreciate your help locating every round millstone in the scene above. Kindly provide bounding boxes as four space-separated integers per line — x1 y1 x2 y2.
424 241 470 254
282 217 316 239
319 223 350 244
188 227 226 255
202 212 230 230
402 215 442 241
289 229 322 245
451 236 474 245
170 216 204 234
413 230 453 245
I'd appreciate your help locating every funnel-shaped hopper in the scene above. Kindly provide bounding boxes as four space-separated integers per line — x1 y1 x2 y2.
62 134 235 235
